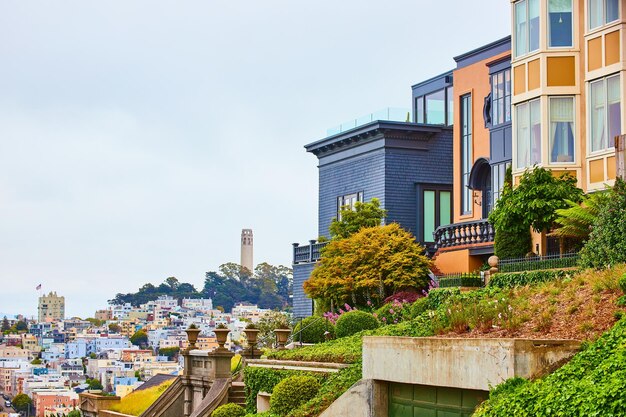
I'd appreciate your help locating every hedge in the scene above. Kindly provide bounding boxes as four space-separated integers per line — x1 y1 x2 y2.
270 375 320 416
211 403 245 417
488 270 569 288
243 367 323 414
438 275 483 288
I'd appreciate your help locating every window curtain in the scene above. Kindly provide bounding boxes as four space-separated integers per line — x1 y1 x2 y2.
591 80 606 152
589 0 603 29
607 76 622 146
606 0 619 23
530 100 542 165
529 0 540 51
516 1 528 56
550 98 574 162
516 103 530 168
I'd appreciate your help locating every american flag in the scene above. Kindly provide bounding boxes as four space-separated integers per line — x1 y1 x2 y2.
36 284 42 291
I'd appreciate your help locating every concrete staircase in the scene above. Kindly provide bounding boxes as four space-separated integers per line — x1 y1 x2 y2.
228 381 246 408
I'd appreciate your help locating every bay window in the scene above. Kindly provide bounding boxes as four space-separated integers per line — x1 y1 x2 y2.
549 97 575 163
590 74 622 152
516 99 542 168
549 0 573 47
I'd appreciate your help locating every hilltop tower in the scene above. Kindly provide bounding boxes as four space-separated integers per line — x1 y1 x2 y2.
240 229 254 273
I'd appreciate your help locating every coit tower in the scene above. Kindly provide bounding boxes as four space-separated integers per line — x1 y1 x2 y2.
240 229 254 273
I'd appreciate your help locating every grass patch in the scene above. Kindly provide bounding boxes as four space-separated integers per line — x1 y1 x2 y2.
109 380 173 416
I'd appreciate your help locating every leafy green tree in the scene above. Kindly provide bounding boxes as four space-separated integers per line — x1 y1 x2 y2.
580 178 626 268
305 223 431 308
551 191 610 241
85 318 104 327
1 316 10 333
12 393 32 412
490 167 583 258
14 320 28 332
130 329 148 347
165 277 180 291
67 409 81 417
86 378 103 390
256 311 291 348
329 198 387 239
158 347 180 359
108 323 121 333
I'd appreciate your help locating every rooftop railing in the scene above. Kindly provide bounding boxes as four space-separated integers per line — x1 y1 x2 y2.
293 241 328 264
326 107 412 136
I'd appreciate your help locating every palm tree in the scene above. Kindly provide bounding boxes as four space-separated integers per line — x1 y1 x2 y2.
550 191 610 241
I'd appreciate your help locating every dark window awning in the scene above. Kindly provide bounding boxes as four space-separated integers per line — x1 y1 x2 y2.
468 157 491 190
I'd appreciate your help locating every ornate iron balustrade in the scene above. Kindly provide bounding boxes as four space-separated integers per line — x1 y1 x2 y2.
433 219 494 249
292 240 328 264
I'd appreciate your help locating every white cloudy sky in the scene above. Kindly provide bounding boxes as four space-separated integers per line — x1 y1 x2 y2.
0 1 510 318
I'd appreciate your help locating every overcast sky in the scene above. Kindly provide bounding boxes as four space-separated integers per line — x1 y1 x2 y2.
0 1 510 319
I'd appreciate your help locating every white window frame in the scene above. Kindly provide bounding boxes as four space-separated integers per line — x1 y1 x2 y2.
588 73 622 154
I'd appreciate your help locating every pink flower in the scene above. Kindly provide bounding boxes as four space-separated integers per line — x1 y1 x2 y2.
372 313 378 318
382 317 387 322
366 300 372 306
389 309 394 314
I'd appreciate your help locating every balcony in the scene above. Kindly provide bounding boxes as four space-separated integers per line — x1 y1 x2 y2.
292 241 328 264
433 219 494 250
326 107 412 136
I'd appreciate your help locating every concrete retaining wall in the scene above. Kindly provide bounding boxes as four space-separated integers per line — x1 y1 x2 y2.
363 336 580 391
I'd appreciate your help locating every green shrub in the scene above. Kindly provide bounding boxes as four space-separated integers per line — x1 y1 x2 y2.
292 317 334 344
270 375 320 416
494 229 532 259
580 178 626 268
211 403 245 417
474 317 626 416
438 274 483 288
488 270 569 288
375 301 409 325
404 297 431 320
335 311 379 338
619 273 626 293
426 288 460 310
242 367 322 414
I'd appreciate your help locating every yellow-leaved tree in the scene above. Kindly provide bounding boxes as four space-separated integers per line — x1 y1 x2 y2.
304 223 431 309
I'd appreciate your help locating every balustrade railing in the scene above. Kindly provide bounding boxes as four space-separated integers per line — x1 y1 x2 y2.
292 240 328 264
433 219 494 249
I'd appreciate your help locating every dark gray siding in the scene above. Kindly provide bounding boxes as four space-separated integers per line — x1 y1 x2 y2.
384 131 453 236
317 149 386 238
293 262 316 318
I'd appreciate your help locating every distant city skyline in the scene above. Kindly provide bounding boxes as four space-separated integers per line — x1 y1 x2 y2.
0 1 510 317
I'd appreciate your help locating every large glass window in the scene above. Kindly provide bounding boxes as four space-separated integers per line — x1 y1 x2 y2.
491 162 511 207
461 94 472 214
516 99 542 168
515 0 540 57
425 90 446 125
549 97 575 163
416 97 424 123
422 189 451 242
446 86 454 126
589 0 620 30
491 69 511 126
549 0 573 47
590 74 622 152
